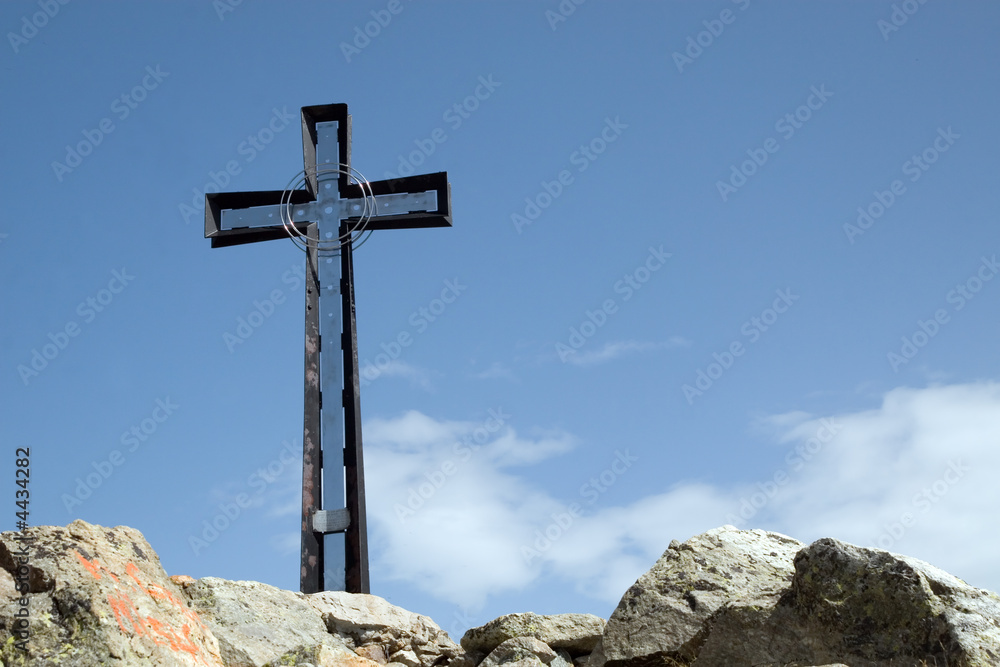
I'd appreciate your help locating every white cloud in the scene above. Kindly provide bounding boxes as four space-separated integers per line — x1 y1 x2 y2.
750 382 1000 589
474 361 517 382
565 338 689 366
366 410 469 451
365 411 575 608
364 382 1000 612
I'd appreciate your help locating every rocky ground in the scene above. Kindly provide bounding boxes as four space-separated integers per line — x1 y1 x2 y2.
1 521 998 666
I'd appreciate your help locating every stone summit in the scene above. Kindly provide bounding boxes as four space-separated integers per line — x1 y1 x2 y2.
2 521 999 666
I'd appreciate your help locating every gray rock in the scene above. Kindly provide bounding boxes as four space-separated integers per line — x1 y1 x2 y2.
480 636 557 667
597 527 1000 667
183 577 344 667
270 642 385 667
597 525 804 666
490 661 545 667
584 641 604 667
306 590 464 667
693 538 1000 665
462 613 605 656
550 648 573 667
11 520 999 667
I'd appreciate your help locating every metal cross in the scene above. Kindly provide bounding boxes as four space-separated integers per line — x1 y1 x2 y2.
204 104 452 594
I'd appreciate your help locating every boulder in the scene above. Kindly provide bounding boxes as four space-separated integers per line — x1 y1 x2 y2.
182 577 345 666
480 636 557 667
595 526 1000 667
462 613 605 656
0 520 224 666
596 525 804 666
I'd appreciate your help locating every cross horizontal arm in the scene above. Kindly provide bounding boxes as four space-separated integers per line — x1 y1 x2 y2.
356 171 452 231
205 190 312 248
205 172 451 248
219 190 439 232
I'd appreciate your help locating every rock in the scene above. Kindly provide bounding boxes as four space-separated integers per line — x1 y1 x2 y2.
583 642 603 667
292 642 384 667
597 525 804 666
462 613 605 656
7 520 1000 667
184 577 345 666
307 590 464 667
355 643 389 664
0 520 224 666
596 527 1000 667
790 538 999 666
0 520 463 667
480 636 557 667
550 648 573 667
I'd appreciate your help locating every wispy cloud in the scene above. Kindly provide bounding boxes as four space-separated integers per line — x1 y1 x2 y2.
474 361 517 382
372 360 435 390
565 337 690 366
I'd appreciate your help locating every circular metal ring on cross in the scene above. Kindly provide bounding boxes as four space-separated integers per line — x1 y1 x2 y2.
279 164 376 254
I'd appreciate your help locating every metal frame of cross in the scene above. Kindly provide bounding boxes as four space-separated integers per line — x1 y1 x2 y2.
204 103 452 594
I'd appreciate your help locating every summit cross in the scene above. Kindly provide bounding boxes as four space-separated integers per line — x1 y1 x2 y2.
205 103 452 594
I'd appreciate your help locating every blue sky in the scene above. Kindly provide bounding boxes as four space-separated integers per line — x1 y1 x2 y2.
3 0 1000 640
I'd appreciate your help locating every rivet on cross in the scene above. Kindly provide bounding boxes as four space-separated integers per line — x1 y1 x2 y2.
205 104 452 594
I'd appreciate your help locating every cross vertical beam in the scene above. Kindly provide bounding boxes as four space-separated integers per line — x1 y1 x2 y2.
301 223 322 590
205 103 451 594
341 236 368 593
